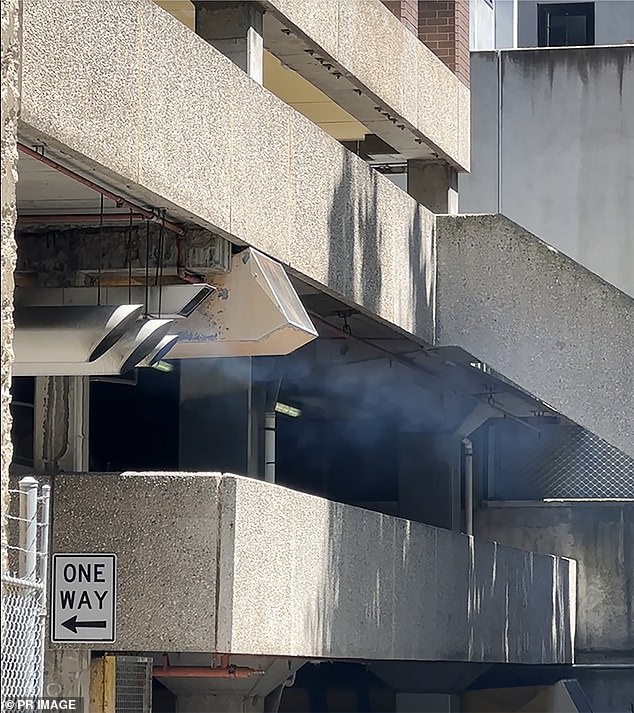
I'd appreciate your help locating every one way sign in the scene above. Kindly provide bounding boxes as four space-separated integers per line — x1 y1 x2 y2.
51 553 116 643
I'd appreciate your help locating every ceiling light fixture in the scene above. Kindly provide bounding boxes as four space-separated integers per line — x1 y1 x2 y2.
275 402 302 418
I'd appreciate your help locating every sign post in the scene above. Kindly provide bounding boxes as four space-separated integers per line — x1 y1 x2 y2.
51 553 116 643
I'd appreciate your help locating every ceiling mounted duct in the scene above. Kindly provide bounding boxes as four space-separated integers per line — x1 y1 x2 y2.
16 284 214 318
13 307 175 376
14 305 143 366
168 249 318 358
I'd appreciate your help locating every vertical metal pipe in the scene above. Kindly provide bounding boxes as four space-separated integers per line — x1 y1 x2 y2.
463 439 474 536
38 483 51 697
487 424 496 500
264 411 276 483
19 476 39 579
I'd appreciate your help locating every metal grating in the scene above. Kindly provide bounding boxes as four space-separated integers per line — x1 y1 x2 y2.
531 425 633 499
490 421 634 500
115 656 152 713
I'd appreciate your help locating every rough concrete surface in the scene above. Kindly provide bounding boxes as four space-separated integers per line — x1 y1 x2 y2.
460 47 634 297
263 0 470 169
1 0 20 576
435 214 634 459
52 473 575 663
19 0 437 345
53 473 221 652
476 503 634 658
17 1 631 458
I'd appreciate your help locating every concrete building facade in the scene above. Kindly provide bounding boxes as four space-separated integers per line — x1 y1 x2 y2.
1 1 632 712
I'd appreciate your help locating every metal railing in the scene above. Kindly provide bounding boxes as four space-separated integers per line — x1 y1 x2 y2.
1 477 51 703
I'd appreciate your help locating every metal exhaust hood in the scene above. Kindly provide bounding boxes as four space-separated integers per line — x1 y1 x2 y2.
168 249 318 358
15 284 214 318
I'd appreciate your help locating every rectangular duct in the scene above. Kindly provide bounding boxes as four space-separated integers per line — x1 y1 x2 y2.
16 284 214 318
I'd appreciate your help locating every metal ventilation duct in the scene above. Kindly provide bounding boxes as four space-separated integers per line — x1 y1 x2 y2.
168 249 318 358
14 305 143 365
13 306 176 376
16 284 214 318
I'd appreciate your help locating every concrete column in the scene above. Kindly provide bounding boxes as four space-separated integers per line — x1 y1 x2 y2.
193 1 264 84
398 433 462 530
33 376 89 473
43 649 91 713
1 0 20 575
177 694 262 713
407 160 459 214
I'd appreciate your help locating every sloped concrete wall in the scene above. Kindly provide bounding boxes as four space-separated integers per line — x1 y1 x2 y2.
435 214 634 459
52 473 575 663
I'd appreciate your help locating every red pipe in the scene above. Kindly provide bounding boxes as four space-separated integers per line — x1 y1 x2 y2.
152 654 263 679
18 213 147 225
17 143 184 236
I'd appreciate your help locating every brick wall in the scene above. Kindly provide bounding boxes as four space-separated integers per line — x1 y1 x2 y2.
418 0 470 86
381 0 419 37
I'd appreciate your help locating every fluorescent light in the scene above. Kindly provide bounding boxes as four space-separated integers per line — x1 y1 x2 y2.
151 361 174 373
275 402 301 418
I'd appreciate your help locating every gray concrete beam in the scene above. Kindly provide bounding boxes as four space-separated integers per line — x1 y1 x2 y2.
261 0 470 169
19 0 437 345
52 472 576 663
407 160 459 214
16 225 231 285
435 214 634 459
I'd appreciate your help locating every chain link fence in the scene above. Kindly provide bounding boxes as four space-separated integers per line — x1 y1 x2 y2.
488 419 634 500
1 478 51 704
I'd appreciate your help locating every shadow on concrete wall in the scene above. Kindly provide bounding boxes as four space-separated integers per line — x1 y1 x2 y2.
326 149 434 340
327 151 383 317
302 496 573 667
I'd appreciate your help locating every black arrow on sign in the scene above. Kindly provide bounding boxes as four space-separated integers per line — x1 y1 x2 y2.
61 616 107 634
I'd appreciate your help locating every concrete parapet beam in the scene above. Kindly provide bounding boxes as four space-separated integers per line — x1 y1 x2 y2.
262 0 470 169
52 472 575 663
19 0 436 344
435 214 634 459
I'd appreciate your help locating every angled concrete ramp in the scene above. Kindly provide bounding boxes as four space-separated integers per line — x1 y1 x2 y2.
435 214 634 459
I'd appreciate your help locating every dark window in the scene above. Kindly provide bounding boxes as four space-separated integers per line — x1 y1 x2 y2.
538 3 595 47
